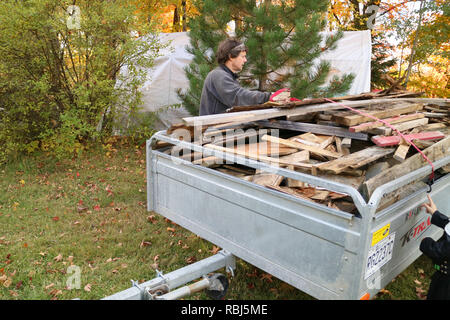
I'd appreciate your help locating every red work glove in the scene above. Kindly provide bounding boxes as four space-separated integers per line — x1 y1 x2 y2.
270 88 301 102
269 88 290 102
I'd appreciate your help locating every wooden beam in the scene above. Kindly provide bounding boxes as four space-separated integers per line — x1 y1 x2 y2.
261 134 342 159
256 119 369 141
332 103 424 126
371 131 445 147
368 117 429 136
362 135 450 199
349 113 425 132
183 98 440 127
315 147 395 174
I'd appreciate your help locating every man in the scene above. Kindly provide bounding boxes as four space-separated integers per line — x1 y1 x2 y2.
199 38 274 116
420 194 450 300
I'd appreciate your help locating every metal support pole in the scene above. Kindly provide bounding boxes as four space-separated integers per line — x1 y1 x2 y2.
154 277 211 300
102 250 235 300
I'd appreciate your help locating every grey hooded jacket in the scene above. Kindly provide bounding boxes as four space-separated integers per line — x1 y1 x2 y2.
199 65 270 116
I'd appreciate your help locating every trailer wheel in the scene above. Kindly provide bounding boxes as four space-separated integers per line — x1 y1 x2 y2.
205 273 229 300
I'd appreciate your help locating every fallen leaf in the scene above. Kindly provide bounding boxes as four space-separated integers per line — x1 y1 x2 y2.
147 215 157 224
414 279 422 285
140 240 151 248
210 246 221 254
3 278 12 288
93 205 100 211
77 205 87 213
260 273 273 283
166 227 175 233
15 281 23 289
45 283 55 290
49 289 62 297
54 254 63 262
52 216 60 222
186 256 197 264
379 289 391 295
9 290 19 297
84 284 91 292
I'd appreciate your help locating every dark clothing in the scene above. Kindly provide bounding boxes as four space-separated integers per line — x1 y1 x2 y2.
419 210 450 300
199 65 271 116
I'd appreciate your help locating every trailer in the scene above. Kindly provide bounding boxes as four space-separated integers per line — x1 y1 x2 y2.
103 115 449 301
107 127 449 301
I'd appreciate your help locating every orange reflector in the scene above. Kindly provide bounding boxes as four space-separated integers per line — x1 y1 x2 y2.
360 293 370 300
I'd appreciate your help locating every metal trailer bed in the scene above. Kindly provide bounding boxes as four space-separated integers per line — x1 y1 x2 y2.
112 130 449 300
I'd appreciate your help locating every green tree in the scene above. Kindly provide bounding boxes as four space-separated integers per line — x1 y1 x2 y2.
179 0 354 115
0 0 162 162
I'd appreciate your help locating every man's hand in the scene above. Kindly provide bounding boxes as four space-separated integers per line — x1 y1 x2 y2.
421 194 437 215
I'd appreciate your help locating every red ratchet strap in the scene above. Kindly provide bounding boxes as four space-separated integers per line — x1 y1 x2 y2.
323 98 435 192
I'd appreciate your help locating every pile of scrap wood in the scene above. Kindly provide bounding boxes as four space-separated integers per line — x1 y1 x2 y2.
157 92 449 214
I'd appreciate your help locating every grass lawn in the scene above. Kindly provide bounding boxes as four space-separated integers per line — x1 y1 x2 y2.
0 138 436 300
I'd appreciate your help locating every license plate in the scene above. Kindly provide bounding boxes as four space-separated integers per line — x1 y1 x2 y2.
364 233 396 279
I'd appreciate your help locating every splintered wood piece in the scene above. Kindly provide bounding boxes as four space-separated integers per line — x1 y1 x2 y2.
371 131 445 147
335 137 350 156
393 142 410 162
332 103 424 126
341 138 352 148
252 173 284 187
316 147 395 174
349 113 425 132
261 135 342 159
265 185 315 202
286 165 305 188
362 136 450 199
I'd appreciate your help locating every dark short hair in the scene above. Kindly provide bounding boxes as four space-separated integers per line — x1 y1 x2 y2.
216 38 248 65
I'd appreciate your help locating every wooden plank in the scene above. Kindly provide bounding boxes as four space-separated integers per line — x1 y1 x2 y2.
234 141 298 157
362 135 450 199
349 113 425 132
183 98 436 127
332 103 424 126
368 117 429 135
203 143 314 170
256 119 369 141
371 131 445 147
261 135 342 159
252 173 284 187
390 117 429 132
316 147 395 174
278 150 310 163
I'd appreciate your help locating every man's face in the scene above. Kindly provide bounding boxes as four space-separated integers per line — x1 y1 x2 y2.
228 51 247 73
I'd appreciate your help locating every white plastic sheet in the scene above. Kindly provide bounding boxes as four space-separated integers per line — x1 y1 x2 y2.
138 30 371 113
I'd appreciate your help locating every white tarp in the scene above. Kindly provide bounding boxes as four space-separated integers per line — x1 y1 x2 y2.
139 30 371 113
